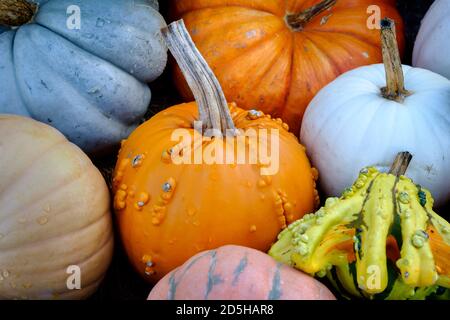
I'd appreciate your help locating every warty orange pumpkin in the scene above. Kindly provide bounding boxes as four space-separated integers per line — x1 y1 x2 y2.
171 0 405 134
112 20 319 282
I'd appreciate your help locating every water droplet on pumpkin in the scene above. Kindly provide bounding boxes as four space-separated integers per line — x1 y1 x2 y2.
37 216 49 225
250 225 257 233
193 221 200 227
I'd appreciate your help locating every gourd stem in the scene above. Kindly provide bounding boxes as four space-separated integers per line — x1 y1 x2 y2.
286 0 337 31
161 20 236 136
389 152 412 177
380 18 411 102
0 0 36 27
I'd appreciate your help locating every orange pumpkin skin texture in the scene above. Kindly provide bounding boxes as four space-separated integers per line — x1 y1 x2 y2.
113 103 318 283
148 245 336 300
171 0 405 134
0 115 113 300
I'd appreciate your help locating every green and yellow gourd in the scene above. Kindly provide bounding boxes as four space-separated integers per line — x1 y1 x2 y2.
269 152 450 300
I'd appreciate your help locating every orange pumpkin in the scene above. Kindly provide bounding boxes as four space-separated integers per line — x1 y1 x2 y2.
112 20 318 282
148 245 336 300
171 0 405 134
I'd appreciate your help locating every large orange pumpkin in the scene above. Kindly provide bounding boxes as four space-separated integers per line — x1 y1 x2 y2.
171 0 405 134
112 20 318 282
148 245 336 300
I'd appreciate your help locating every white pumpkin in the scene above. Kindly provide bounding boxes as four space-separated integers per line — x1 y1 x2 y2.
0 115 113 299
413 0 450 79
301 19 450 208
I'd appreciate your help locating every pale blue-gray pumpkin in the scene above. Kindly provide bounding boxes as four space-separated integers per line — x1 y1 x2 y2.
0 0 167 154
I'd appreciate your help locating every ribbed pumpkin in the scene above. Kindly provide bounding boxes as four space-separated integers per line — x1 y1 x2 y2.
149 245 336 300
0 115 113 300
171 0 405 133
0 0 167 154
112 20 318 282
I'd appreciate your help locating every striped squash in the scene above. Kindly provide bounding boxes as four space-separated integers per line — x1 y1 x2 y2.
148 245 335 300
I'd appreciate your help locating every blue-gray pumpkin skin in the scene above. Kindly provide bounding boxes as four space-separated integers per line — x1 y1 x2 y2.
0 0 167 154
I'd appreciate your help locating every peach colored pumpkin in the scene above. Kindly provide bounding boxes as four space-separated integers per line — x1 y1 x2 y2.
0 115 113 299
171 0 405 134
149 245 336 300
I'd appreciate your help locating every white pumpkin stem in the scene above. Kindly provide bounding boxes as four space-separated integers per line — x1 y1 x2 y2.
389 151 412 177
380 18 411 102
0 0 36 26
161 19 237 136
286 0 337 31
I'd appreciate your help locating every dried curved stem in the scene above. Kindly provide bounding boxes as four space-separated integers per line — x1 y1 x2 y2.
161 20 236 136
0 0 36 27
286 0 337 31
380 18 412 102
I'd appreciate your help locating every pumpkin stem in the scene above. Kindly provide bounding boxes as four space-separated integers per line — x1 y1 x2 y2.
0 0 36 27
380 18 412 103
389 151 412 177
161 20 237 136
286 0 337 31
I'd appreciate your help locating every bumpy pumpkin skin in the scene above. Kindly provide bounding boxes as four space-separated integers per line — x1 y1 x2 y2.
149 245 335 300
413 0 450 79
113 103 318 282
0 115 113 299
171 0 404 134
0 0 167 154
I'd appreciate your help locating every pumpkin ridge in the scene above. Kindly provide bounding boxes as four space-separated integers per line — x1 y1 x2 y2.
236 31 293 99
15 225 113 280
0 204 110 252
412 102 447 164
33 1 166 83
9 29 33 118
301 32 344 75
13 25 144 128
277 31 296 119
70 227 113 270
0 137 66 198
31 21 149 93
0 162 92 226
307 91 378 147
200 26 289 70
